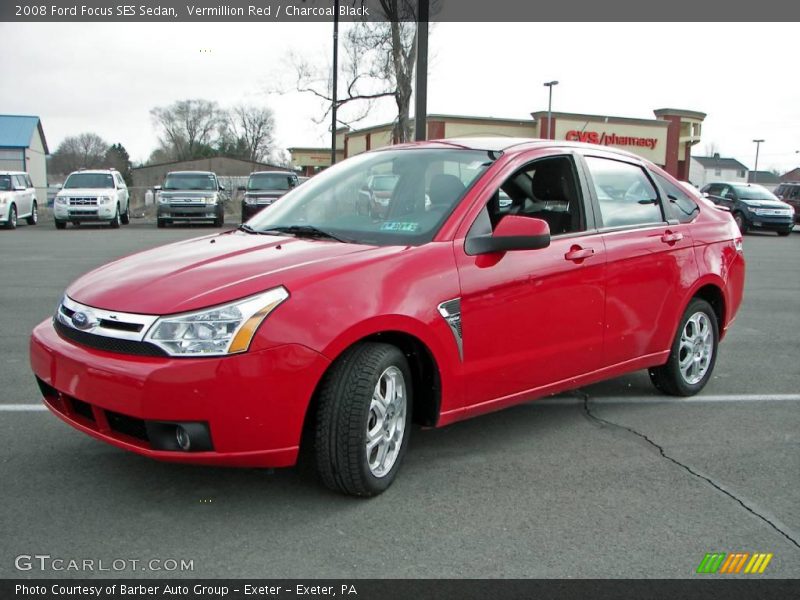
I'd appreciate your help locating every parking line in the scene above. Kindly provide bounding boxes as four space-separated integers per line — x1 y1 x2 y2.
0 404 47 411
537 393 800 405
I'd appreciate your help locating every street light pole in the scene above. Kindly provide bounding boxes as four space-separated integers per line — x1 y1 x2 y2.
414 0 430 142
543 80 559 140
752 139 764 183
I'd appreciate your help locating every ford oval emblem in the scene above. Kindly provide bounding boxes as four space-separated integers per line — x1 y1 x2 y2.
71 311 93 330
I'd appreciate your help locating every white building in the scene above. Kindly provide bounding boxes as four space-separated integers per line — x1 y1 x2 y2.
0 115 49 192
689 154 748 187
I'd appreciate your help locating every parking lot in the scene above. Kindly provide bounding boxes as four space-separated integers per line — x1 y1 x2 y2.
1 219 798 579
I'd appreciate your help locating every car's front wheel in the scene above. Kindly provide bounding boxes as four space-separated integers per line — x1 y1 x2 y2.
54 219 67 230
777 229 792 237
110 205 121 229
733 212 748 234
26 201 38 225
649 298 719 396
120 203 130 225
315 342 412 497
3 204 17 229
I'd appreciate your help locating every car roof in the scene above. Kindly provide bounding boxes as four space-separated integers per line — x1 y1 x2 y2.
250 170 294 175
67 169 117 174
386 137 649 162
167 170 217 175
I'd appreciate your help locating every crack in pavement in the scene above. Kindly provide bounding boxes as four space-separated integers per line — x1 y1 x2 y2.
579 390 800 552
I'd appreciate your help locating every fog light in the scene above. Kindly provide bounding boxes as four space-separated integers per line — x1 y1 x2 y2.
175 426 191 451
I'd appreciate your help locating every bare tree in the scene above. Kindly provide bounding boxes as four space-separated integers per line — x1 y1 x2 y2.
49 133 110 175
220 104 277 163
286 0 424 144
150 99 223 161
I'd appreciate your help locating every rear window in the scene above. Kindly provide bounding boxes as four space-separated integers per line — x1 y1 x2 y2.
651 171 699 223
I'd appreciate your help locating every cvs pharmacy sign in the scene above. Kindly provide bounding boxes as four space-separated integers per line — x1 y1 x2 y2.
566 130 658 150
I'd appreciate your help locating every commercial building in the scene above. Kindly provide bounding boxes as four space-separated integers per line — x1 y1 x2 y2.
288 108 706 180
0 114 49 191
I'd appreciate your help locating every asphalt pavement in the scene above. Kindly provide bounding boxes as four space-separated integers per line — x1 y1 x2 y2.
1 220 798 579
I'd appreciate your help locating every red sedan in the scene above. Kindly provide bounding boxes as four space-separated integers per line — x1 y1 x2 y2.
30 138 745 496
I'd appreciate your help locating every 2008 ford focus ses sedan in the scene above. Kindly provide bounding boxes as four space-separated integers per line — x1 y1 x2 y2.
30 138 745 496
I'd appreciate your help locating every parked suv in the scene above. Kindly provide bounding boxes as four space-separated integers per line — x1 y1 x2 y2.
53 169 130 229
240 171 298 221
31 139 745 497
0 171 38 229
156 171 225 228
774 182 800 224
700 182 794 236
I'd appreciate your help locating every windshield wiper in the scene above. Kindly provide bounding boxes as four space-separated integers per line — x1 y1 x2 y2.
263 225 349 243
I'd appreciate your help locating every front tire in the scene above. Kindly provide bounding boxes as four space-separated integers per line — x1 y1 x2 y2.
4 204 17 229
109 205 121 229
777 229 792 237
649 298 719 396
314 343 412 497
733 212 749 234
54 219 67 230
26 201 38 225
120 204 130 225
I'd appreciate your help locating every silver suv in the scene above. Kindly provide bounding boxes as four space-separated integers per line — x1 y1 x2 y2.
53 169 130 229
156 171 225 228
0 171 38 230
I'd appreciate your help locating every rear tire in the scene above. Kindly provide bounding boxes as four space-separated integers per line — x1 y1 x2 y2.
26 201 38 225
649 298 719 397
314 342 412 497
4 204 17 229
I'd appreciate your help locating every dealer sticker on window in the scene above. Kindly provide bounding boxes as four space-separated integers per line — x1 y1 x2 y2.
380 222 420 232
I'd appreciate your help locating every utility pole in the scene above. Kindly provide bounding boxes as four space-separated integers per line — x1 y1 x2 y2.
331 0 340 165
752 139 764 183
414 0 430 141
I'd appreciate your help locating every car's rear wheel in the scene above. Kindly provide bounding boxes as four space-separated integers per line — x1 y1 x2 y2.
315 342 412 497
4 204 17 229
26 201 38 225
110 205 121 229
54 219 67 230
733 212 748 234
649 298 719 396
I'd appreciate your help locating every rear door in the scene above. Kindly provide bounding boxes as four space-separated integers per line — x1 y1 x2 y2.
580 153 699 367
13 174 33 216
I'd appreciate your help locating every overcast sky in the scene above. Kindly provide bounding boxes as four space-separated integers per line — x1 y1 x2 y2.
1 22 798 172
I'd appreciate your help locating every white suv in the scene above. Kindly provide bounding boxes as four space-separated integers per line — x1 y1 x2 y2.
53 169 130 229
0 171 39 230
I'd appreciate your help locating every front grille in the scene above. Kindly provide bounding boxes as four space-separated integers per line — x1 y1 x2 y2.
68 197 98 206
54 319 167 357
106 410 148 441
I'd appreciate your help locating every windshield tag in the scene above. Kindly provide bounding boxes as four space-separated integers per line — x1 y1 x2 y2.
381 222 420 233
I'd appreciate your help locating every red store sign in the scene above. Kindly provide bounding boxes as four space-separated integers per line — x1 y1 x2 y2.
566 130 658 149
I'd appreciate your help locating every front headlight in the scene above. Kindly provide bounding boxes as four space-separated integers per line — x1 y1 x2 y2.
144 287 289 356
206 195 219 205
159 195 169 203
55 196 68 205
244 196 257 205
98 196 112 204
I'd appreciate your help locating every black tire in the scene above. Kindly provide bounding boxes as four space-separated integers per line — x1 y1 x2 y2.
649 298 719 397
4 204 17 229
157 218 166 229
733 212 748 234
54 219 67 230
315 342 413 497
777 230 792 237
120 203 130 225
26 201 38 225
214 212 224 227
109 205 121 229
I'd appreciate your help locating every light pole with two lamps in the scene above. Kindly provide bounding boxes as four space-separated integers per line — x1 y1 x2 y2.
543 80 559 140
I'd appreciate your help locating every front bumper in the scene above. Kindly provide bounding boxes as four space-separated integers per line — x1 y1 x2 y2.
54 205 116 221
241 202 274 220
30 319 330 467
744 212 794 232
158 204 221 221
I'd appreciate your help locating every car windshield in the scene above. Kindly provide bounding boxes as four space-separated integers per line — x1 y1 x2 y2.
0 175 11 191
163 173 217 191
246 148 495 246
248 174 292 191
64 173 114 189
732 185 778 201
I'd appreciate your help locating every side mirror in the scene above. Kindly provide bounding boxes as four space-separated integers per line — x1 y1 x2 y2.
219 184 226 191
465 215 551 255
154 185 162 191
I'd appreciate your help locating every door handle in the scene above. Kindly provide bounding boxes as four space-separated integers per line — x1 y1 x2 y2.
661 231 683 244
564 246 595 262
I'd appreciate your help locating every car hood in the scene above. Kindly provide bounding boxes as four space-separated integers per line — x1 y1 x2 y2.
740 199 790 209
58 188 115 196
66 231 397 315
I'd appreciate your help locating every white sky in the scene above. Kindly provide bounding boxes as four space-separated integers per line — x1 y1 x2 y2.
1 22 798 172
